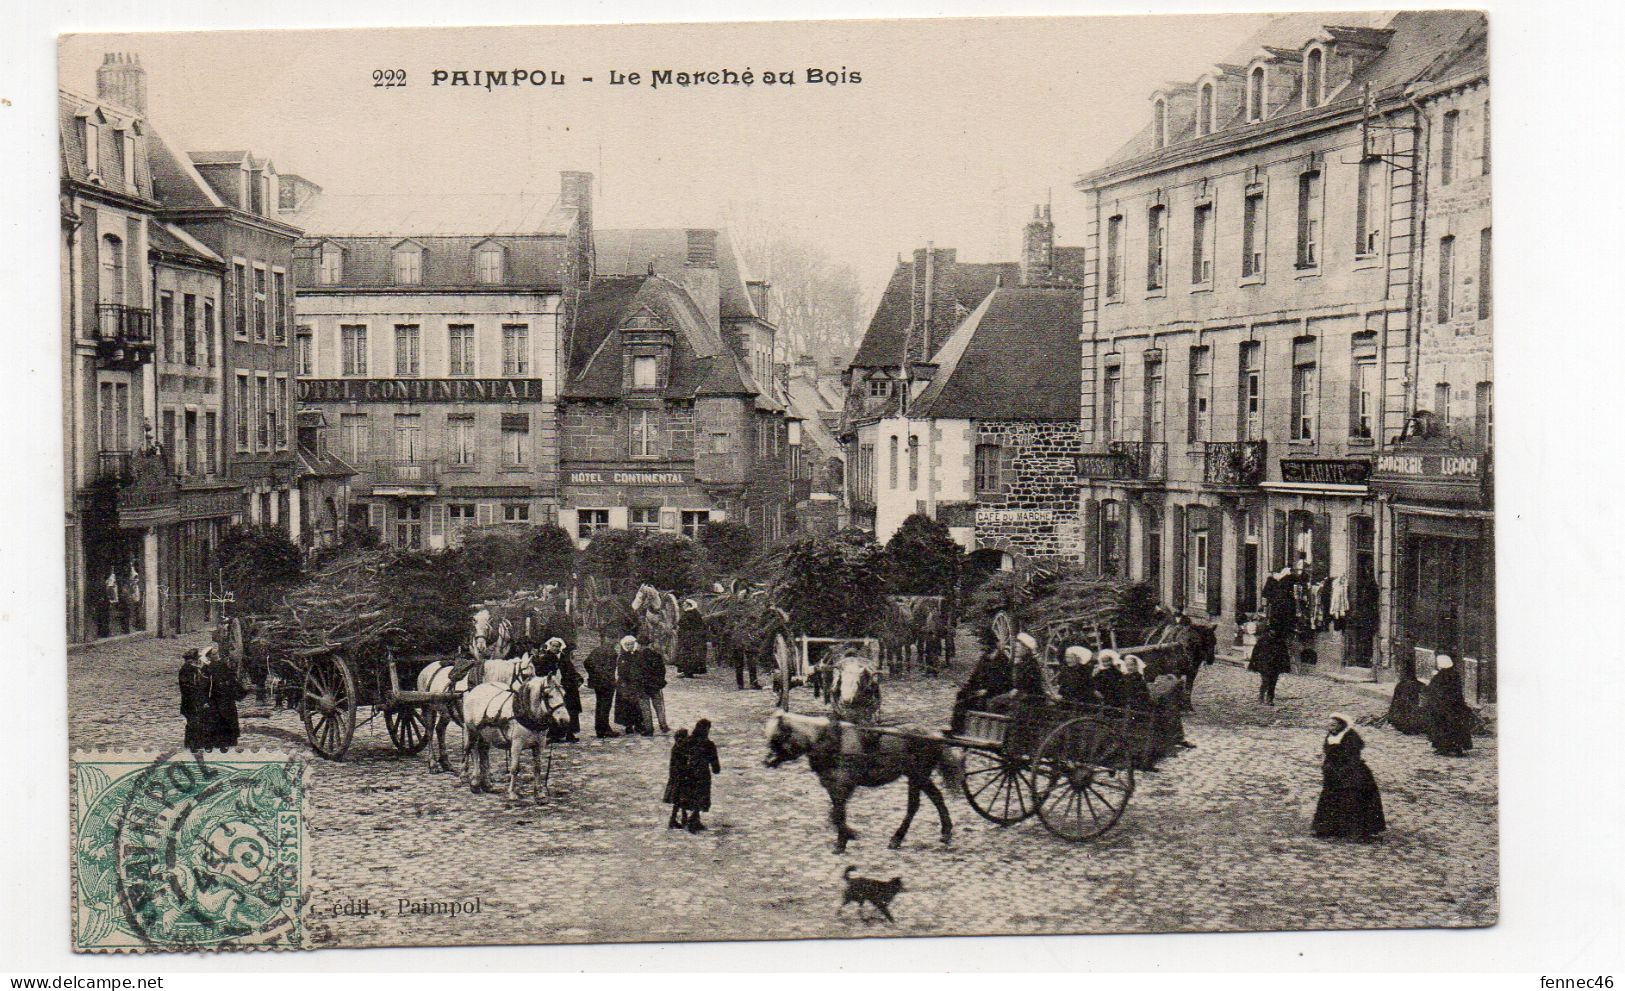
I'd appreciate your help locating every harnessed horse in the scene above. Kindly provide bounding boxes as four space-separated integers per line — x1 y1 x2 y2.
828 655 882 724
415 654 536 772
461 671 569 801
763 710 962 853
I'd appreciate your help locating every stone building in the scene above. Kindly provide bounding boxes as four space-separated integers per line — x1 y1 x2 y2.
558 228 795 547
287 173 591 548
1369 26 1494 699
1075 11 1487 680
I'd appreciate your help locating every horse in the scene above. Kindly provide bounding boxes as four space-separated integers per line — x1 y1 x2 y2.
470 604 513 660
763 710 963 853
828 655 882 724
461 672 569 801
631 583 679 658
416 654 537 772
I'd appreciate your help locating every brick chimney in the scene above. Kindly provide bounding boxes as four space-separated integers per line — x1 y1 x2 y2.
682 229 721 333
909 246 958 364
559 171 595 291
97 52 147 114
1020 204 1054 285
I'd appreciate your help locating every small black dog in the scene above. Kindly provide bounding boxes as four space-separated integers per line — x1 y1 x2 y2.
840 865 903 923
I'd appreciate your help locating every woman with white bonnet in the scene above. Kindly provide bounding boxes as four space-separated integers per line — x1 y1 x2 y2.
1093 649 1123 707
1119 654 1153 711
1010 632 1046 699
1057 646 1096 704
1423 655 1474 756
1311 713 1386 841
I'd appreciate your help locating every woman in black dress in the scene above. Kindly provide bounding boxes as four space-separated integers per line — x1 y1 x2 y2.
674 600 709 678
677 719 721 833
1311 713 1386 841
1423 655 1475 756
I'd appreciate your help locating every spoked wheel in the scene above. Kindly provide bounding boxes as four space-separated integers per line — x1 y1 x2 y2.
961 748 1037 825
384 703 431 755
301 653 357 760
1032 717 1134 842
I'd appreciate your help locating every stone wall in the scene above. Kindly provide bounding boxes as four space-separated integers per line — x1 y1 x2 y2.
971 419 1084 561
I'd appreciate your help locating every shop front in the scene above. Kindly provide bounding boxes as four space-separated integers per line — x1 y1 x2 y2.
558 465 729 547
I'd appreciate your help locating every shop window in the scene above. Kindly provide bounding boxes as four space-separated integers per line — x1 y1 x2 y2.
577 509 610 540
681 510 710 540
629 507 660 533
503 503 531 524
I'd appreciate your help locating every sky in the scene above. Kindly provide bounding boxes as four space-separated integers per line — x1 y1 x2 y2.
59 14 1273 308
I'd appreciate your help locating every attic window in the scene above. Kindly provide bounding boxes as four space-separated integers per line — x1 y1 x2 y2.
631 355 660 390
319 244 343 285
392 243 423 285
1153 98 1169 150
476 245 505 284
82 119 100 179
1304 47 1325 109
868 378 890 399
1198 83 1215 136
1248 65 1266 122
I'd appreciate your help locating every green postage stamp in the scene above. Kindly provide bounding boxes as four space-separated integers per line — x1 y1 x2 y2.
71 751 309 952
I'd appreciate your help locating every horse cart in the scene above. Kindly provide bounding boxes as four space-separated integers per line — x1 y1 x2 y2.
285 648 456 761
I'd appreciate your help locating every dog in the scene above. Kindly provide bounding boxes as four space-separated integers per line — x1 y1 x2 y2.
840 866 903 923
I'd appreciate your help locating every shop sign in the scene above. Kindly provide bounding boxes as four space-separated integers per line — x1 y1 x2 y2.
1372 452 1484 479
977 508 1055 525
567 470 690 486
297 379 549 403
1279 458 1373 486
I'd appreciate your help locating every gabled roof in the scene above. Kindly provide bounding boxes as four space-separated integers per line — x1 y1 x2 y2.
145 125 227 209
288 193 575 237
58 89 153 195
911 287 1084 421
850 258 1019 368
594 228 760 321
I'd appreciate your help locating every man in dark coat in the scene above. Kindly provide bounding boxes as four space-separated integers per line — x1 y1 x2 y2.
675 600 708 677
1423 655 1474 756
536 637 582 742
636 639 671 734
179 647 220 750
1249 628 1291 705
1312 713 1386 840
582 633 622 738
949 632 1013 732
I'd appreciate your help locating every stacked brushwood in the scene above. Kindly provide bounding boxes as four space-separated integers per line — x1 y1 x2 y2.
969 562 1161 649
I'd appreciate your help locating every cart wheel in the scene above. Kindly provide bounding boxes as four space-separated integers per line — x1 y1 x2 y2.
384 704 431 755
301 654 357 760
1032 717 1134 842
961 748 1036 825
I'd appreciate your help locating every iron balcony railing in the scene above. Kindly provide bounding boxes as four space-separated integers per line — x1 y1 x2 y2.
95 304 154 347
1110 440 1167 481
373 459 440 485
97 449 135 483
1203 440 1268 487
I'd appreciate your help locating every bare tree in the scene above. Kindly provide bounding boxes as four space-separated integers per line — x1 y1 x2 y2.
725 202 869 366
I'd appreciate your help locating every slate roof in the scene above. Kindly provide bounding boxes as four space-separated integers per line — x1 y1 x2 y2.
911 287 1084 421
786 372 842 460
288 193 576 237
144 125 226 209
594 228 761 321
1094 9 1487 175
149 222 224 266
289 234 570 290
58 89 155 197
850 259 1020 368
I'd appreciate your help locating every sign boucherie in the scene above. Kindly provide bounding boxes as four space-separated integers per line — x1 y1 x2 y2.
297 379 549 403
1369 449 1488 504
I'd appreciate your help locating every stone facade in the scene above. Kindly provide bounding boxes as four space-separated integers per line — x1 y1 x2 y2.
952 419 1084 561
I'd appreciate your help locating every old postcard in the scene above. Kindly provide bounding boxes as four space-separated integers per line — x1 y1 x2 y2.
59 11 1496 951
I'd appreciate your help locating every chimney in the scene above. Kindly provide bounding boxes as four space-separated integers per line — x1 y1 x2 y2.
683 229 721 333
1020 203 1055 286
97 53 148 114
909 245 957 364
278 174 323 215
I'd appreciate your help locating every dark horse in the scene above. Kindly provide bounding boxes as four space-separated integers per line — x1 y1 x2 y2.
763 711 963 853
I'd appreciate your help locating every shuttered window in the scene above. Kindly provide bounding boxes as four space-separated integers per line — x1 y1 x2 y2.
477 503 496 526
1170 504 1187 609
429 503 447 539
1206 510 1225 616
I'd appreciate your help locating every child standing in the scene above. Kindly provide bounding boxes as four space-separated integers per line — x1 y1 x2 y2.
679 719 721 833
663 729 692 829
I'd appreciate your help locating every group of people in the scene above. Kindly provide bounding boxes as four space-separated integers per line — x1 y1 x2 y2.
662 719 721 832
1385 653 1476 757
178 644 245 750
583 632 671 737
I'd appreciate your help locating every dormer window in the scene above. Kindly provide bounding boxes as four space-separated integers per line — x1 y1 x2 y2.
1198 83 1215 136
1247 66 1266 122
475 244 505 284
392 243 423 285
239 167 251 209
1153 98 1169 150
631 355 659 390
119 130 136 192
319 244 343 284
1304 47 1325 109
82 119 101 179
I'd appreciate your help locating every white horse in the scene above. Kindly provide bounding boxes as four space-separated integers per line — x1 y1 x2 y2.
416 654 536 772
461 672 569 802
829 655 882 724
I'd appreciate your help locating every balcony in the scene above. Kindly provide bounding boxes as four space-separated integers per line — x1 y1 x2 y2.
90 448 180 527
97 449 135 485
1077 441 1167 484
371 459 439 497
1203 440 1268 488
94 304 155 369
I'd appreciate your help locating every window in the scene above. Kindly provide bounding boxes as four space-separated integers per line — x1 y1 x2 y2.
1103 365 1123 440
476 246 504 284
681 510 710 540
83 119 100 176
857 443 875 501
502 416 529 466
340 413 368 463
319 244 343 284
1438 236 1456 321
1153 99 1168 150
577 509 610 540
631 409 659 459
888 435 899 489
204 302 216 368
1242 186 1265 278
272 271 287 343
296 327 313 376
183 294 197 365
393 244 422 285
1351 336 1378 440
503 324 530 376
448 324 475 376
1304 47 1324 109
974 443 1001 495
394 324 420 376
1481 100 1491 175
1191 202 1213 284
1188 347 1211 443
235 374 250 450
340 325 368 376
183 409 198 475
1478 227 1492 319
1291 343 1317 442
1146 205 1167 290
1105 215 1123 298
1475 382 1493 448
1144 360 1165 441
907 435 920 491
393 413 422 461
205 411 217 474
274 376 288 448
160 292 174 363
448 504 477 532
629 507 660 533
1247 66 1265 122
395 503 423 549
1434 382 1452 427
1239 343 1262 441
255 374 270 449
710 432 731 454
867 378 890 398
1296 171 1322 268
98 235 124 305
232 263 247 337
162 410 176 463
448 416 476 467
1101 500 1124 577
504 503 532 524
98 382 129 451
253 267 267 341
630 354 658 389
1198 83 1214 136
1192 525 1209 603
1440 110 1458 186
1356 159 1385 256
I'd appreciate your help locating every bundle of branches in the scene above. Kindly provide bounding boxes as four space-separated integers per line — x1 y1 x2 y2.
966 560 1162 648
771 534 890 637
